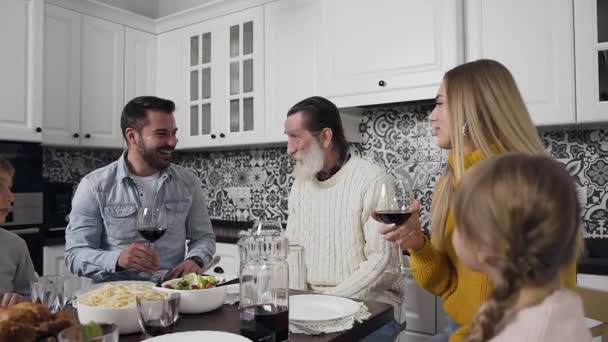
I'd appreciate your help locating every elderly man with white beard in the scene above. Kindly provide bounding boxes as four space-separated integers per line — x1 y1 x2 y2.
284 96 401 341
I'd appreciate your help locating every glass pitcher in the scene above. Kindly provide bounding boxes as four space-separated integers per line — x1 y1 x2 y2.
239 221 289 342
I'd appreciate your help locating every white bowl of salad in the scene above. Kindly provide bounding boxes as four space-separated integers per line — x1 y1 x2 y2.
157 273 226 314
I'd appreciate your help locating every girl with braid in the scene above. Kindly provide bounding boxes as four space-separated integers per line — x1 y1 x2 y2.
452 153 590 342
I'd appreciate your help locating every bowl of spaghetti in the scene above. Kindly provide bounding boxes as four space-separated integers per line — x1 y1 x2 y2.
75 281 166 334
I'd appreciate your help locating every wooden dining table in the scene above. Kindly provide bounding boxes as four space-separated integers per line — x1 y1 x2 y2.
120 293 394 342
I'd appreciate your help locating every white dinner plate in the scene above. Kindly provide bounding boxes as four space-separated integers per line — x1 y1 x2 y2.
142 331 252 342
289 294 360 321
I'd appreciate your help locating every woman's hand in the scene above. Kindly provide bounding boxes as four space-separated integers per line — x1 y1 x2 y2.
375 199 426 251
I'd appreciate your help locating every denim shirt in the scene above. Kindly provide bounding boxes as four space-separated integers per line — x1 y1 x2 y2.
65 153 216 282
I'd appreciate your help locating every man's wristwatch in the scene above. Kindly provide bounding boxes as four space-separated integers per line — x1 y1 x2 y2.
187 256 205 268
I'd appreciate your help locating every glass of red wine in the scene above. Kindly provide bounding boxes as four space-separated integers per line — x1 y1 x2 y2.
137 206 168 246
137 206 168 282
136 292 180 337
374 178 413 275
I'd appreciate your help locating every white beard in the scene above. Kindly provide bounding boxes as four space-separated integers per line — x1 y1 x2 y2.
292 140 325 181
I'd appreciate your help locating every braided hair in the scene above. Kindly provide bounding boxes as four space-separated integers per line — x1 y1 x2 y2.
453 153 582 342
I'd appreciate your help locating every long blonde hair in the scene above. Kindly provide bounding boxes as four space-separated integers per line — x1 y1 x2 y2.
430 59 546 250
453 153 582 342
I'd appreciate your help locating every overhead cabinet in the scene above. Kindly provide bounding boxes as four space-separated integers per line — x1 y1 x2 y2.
44 4 155 148
0 0 43 142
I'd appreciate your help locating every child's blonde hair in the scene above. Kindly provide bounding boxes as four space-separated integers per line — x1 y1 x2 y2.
0 160 15 179
453 153 582 342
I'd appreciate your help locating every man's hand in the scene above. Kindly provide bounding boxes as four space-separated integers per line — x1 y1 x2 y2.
116 243 160 273
1 293 27 307
165 259 202 280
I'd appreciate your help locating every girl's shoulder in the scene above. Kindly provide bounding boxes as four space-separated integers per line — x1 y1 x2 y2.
490 289 591 342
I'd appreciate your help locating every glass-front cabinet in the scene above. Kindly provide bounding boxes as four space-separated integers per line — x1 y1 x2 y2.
179 6 264 148
575 0 608 123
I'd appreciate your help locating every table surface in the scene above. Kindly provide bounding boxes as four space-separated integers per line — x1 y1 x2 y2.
120 294 393 342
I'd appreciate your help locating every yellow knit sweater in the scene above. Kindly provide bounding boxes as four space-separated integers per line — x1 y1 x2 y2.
409 149 577 342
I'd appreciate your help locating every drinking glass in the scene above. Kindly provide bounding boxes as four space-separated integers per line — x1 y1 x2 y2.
136 292 180 337
63 275 92 307
30 275 67 313
58 323 119 342
137 206 168 246
374 178 413 275
137 206 168 283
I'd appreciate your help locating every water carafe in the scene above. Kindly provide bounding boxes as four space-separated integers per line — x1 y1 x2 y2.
239 221 289 342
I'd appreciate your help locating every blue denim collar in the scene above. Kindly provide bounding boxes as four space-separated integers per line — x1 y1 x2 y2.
116 150 175 183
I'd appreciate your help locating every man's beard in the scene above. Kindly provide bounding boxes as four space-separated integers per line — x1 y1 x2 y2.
292 139 325 181
138 139 174 171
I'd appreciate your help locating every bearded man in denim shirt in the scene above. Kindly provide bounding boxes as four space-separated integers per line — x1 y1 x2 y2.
65 96 216 282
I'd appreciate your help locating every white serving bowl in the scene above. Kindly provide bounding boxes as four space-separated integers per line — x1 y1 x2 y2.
75 281 156 334
156 277 227 314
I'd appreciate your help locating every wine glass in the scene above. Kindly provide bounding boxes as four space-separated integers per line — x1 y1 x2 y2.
137 206 168 247
137 206 168 282
136 293 180 337
374 177 413 275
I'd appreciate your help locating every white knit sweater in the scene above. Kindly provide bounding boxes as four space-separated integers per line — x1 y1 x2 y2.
286 156 399 303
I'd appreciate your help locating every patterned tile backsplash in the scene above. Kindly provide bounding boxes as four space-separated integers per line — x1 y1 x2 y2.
43 102 608 237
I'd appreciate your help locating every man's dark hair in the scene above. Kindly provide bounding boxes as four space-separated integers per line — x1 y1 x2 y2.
121 96 175 140
287 96 349 158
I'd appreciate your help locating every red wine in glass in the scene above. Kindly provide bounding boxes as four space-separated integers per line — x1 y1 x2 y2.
375 210 413 226
240 304 289 342
138 227 167 243
141 319 177 336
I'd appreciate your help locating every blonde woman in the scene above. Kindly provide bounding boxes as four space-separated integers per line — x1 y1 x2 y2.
453 154 589 342
378 59 577 342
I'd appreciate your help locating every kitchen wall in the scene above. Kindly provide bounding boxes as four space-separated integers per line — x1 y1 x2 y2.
43 101 608 237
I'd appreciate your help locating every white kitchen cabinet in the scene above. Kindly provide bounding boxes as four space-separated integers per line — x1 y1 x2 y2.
125 27 157 103
80 15 125 148
263 0 320 144
212 242 240 277
43 244 70 276
43 4 81 146
465 0 575 126
166 6 264 149
44 7 125 148
0 0 43 142
316 0 462 108
575 0 608 123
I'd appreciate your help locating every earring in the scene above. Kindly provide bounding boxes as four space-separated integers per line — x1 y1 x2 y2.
462 122 469 137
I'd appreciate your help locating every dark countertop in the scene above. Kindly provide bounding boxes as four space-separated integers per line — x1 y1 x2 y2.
41 221 608 276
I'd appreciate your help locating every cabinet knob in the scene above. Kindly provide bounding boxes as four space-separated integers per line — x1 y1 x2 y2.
35 127 42 133
211 134 217 139
378 80 386 87
219 133 226 138
73 133 79 138
84 133 91 139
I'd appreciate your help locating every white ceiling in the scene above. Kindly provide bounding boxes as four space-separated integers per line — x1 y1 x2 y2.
96 0 217 19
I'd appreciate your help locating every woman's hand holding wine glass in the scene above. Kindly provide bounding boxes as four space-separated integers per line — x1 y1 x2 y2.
373 178 426 254
376 199 426 251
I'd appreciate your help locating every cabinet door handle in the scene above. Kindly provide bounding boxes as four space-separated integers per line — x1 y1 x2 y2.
378 80 386 87
73 133 79 138
35 127 42 133
219 133 226 138
84 133 91 139
211 134 217 139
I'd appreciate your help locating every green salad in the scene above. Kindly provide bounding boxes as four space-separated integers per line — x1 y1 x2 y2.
163 273 221 290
